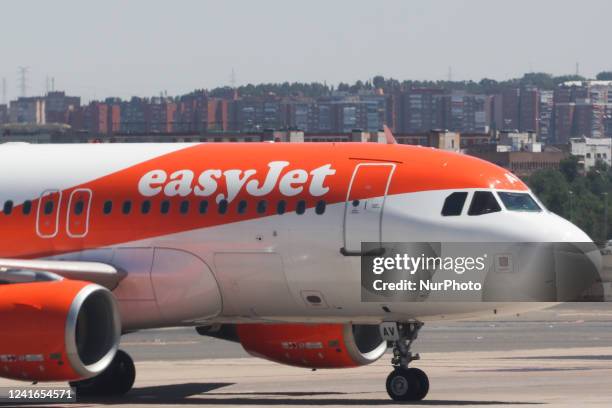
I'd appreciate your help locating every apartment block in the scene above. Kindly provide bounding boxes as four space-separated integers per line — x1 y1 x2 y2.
501 88 520 130
539 91 554 142
552 82 612 140
147 98 177 133
283 100 318 131
334 99 384 133
45 91 80 124
0 104 8 124
173 91 210 133
571 136 612 171
119 97 149 133
553 103 575 143
574 103 605 138
9 97 46 124
233 97 289 131
519 87 539 133
605 104 612 138
206 98 232 131
446 92 490 133
87 102 109 134
399 88 445 133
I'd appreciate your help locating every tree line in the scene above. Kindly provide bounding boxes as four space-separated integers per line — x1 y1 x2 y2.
529 158 611 244
202 71 612 99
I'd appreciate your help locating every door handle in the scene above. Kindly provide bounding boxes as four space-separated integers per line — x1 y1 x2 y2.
340 247 386 257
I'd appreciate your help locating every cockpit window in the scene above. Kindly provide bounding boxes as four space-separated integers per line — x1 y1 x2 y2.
468 191 501 216
498 192 541 212
441 192 468 216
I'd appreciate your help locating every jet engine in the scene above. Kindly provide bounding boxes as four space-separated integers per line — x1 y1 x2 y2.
200 323 388 368
0 279 121 382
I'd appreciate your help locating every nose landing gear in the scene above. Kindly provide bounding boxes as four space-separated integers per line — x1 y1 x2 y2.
385 322 429 401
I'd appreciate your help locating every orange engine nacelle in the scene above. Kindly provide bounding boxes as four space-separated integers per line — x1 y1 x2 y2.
0 279 121 382
234 323 387 368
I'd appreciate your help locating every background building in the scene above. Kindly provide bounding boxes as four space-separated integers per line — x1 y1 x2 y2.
0 79 609 150
0 104 8 124
539 90 554 142
570 136 612 171
398 88 445 133
45 91 80 124
9 97 46 124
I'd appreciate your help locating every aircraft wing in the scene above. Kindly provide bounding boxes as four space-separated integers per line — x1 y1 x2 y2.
0 258 125 289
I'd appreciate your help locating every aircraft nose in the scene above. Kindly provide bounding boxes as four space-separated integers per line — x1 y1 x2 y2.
549 213 595 243
552 241 603 301
483 214 603 302
546 215 603 299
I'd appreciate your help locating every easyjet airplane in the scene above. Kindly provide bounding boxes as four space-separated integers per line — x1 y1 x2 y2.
0 134 597 401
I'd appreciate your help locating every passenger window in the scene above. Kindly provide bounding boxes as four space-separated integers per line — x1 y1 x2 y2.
441 192 468 216
103 200 113 215
199 200 208 214
44 201 54 215
315 200 326 215
257 200 267 214
161 200 170 214
22 200 32 215
74 200 84 216
468 191 501 216
218 199 228 214
296 200 306 215
122 200 132 215
277 200 287 215
498 192 541 212
238 200 247 214
180 200 190 214
3 200 13 215
141 200 151 214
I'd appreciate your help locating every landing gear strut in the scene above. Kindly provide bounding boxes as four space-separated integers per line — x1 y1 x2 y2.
385 322 429 401
70 349 136 397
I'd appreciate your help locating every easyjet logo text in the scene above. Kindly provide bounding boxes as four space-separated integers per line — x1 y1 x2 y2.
138 161 336 203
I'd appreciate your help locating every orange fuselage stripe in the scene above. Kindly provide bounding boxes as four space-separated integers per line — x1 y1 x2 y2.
0 143 526 258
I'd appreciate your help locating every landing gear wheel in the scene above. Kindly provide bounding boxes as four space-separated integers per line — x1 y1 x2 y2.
106 349 136 395
384 322 430 401
386 367 429 401
408 367 429 400
70 350 136 397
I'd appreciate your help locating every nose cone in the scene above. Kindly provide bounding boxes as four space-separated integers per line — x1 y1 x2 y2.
547 212 595 243
553 241 603 301
546 214 603 299
483 213 603 302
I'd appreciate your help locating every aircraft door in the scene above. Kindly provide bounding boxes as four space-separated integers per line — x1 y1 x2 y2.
36 189 62 238
342 163 395 255
66 189 92 238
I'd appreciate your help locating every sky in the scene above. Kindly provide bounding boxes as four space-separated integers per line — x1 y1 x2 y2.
1 0 611 102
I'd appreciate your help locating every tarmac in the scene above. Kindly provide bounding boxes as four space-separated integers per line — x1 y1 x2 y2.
2 303 612 407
